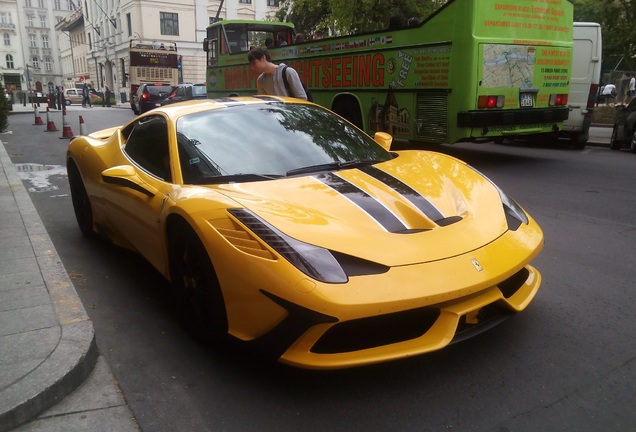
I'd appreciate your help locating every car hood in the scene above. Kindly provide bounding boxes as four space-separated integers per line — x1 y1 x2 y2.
213 151 512 267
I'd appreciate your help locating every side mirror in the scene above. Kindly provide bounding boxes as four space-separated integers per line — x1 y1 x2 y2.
102 165 157 197
203 38 209 52
373 131 393 151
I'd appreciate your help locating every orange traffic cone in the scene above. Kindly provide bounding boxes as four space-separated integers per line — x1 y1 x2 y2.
79 115 87 136
59 107 74 139
33 104 44 125
44 107 58 132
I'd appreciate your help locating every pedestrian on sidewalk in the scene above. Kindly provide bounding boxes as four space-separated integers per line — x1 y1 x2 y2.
104 86 112 107
601 83 617 105
82 83 92 108
55 86 63 110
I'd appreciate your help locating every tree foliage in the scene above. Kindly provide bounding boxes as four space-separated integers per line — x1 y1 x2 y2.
276 0 636 80
572 0 636 72
275 0 446 37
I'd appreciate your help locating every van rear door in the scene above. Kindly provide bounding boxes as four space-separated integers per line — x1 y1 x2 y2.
563 22 602 149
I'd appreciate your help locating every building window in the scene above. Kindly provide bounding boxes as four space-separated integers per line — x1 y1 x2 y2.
239 0 252 3
6 54 14 69
25 0 32 7
54 0 61 9
38 0 45 8
45 57 52 71
3 33 10 46
68 0 75 10
32 56 39 69
0 12 9 24
160 12 179 35
29 34 37 47
126 13 131 37
40 15 47 27
267 0 278 5
27 15 34 27
42 34 49 48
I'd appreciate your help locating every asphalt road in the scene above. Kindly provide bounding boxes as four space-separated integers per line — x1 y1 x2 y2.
4 108 636 432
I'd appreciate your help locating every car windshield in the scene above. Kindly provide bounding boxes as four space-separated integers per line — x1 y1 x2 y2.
146 85 171 95
193 85 207 96
175 103 392 183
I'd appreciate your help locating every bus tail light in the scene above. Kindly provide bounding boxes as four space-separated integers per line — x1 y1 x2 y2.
549 94 568 106
478 95 505 109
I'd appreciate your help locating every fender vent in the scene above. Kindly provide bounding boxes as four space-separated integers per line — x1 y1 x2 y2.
210 217 276 260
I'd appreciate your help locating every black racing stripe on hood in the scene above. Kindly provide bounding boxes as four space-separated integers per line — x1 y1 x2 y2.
315 173 408 233
359 165 446 222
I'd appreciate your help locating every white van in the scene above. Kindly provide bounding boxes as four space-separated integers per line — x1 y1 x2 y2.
561 22 602 148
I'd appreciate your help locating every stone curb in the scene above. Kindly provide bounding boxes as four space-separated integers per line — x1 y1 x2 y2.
0 140 99 432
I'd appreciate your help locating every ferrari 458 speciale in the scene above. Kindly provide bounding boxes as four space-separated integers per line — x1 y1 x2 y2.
67 97 543 369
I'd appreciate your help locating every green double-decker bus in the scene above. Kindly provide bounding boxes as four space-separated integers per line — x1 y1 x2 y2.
203 0 574 145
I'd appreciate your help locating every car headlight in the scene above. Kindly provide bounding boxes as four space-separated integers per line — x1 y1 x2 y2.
228 208 348 283
469 166 529 230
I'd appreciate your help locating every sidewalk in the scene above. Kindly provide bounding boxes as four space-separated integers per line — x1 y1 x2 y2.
0 106 139 431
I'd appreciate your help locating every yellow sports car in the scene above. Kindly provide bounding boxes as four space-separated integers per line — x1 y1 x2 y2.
67 97 543 369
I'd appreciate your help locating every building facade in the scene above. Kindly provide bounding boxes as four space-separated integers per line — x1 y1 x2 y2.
53 0 281 103
1 0 74 99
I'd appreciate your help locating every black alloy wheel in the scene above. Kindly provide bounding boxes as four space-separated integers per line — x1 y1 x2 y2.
67 161 95 238
169 221 228 344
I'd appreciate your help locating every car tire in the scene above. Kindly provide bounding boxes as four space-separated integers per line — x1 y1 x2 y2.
168 220 228 343
609 125 622 150
67 161 95 238
631 130 636 153
64 99 71 106
570 132 587 150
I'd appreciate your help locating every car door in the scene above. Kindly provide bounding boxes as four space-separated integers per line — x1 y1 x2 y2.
102 114 177 271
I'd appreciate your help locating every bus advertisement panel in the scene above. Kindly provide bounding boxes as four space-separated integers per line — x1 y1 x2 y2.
203 0 573 144
128 40 179 111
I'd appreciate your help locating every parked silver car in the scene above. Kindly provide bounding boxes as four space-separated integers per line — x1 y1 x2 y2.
610 99 636 152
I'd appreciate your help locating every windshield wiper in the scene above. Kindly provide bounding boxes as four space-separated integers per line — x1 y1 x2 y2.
194 173 283 184
286 159 379 177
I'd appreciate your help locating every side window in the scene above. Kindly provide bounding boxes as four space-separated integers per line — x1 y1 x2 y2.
124 115 172 182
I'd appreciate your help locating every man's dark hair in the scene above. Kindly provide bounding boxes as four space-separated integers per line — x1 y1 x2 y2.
248 47 271 63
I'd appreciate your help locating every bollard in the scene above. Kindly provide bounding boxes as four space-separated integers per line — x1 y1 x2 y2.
44 107 59 132
79 115 87 136
33 104 44 125
59 106 75 139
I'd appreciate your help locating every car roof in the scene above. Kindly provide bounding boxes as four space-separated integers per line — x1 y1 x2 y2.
142 96 307 117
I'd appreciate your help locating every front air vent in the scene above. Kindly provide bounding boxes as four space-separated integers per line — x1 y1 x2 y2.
311 307 440 354
210 216 276 260
498 267 530 298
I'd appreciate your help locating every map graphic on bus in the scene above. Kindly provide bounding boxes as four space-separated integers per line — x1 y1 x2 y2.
482 44 535 88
